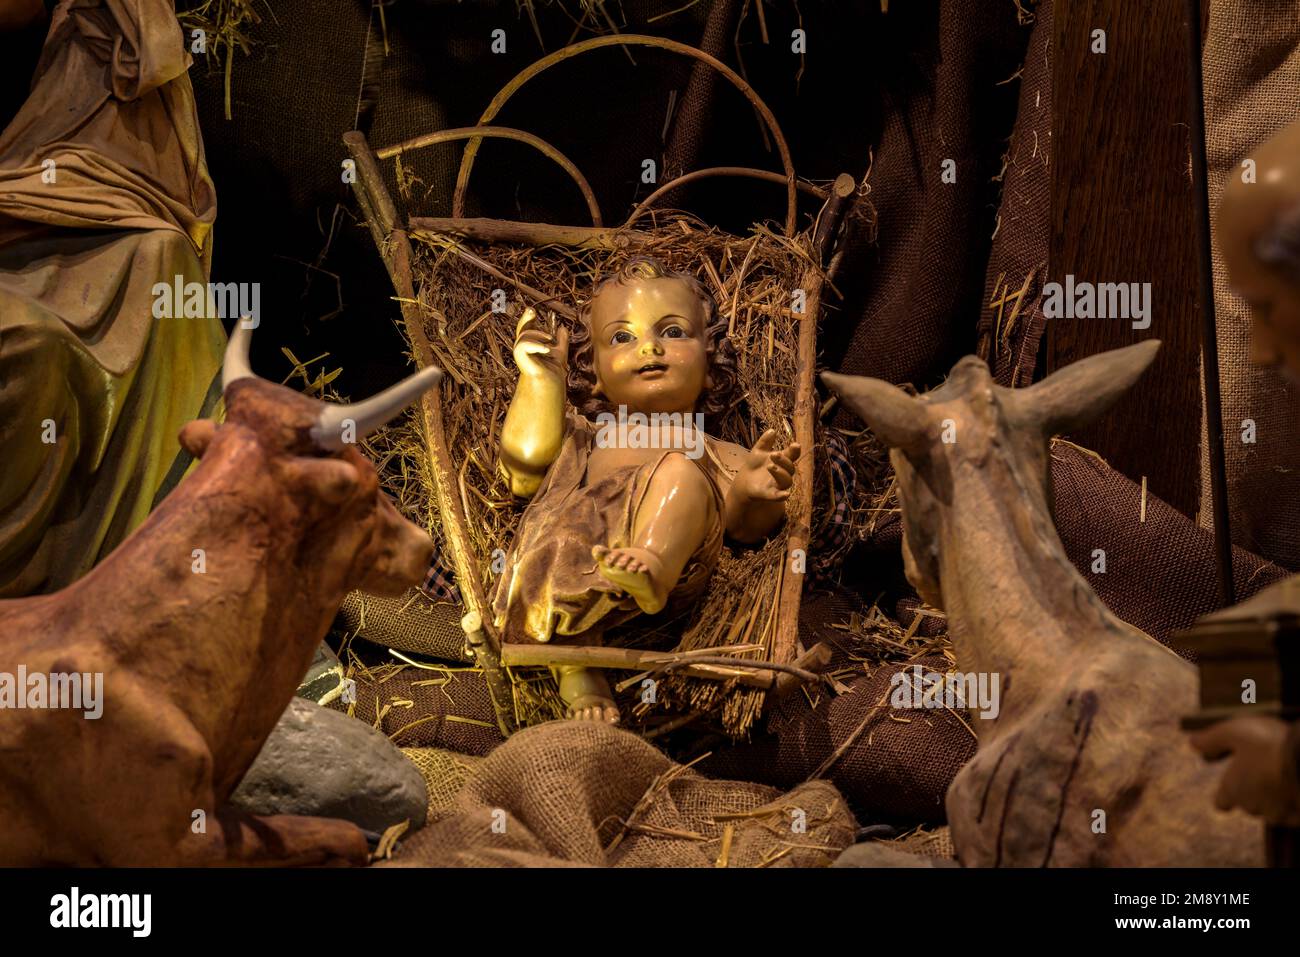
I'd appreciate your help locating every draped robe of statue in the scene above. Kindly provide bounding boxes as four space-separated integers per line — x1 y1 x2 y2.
0 0 225 596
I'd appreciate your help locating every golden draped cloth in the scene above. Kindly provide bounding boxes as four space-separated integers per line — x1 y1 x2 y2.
0 0 225 596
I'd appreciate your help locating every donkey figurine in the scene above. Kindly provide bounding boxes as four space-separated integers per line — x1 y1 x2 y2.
823 341 1261 866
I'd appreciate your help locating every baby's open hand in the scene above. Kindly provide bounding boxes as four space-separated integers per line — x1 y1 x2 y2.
735 429 801 502
512 308 568 379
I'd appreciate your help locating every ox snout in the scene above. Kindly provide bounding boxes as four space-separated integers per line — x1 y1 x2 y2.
357 497 436 596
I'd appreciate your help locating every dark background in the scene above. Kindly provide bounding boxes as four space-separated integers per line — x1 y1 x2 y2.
168 0 1028 399
0 0 1030 413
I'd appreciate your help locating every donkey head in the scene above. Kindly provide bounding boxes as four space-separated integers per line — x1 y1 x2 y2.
177 324 441 597
821 341 1160 606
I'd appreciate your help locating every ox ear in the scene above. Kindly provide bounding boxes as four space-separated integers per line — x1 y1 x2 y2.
283 457 363 507
821 371 930 456
1015 340 1160 438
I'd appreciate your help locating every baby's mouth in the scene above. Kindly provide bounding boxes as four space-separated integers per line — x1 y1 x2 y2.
636 362 669 377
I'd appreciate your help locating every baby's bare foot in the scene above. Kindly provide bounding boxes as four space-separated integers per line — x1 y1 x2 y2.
569 697 621 723
593 545 668 614
556 666 620 724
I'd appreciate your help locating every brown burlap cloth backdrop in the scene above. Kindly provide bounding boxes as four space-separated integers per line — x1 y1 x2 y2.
327 660 504 757
1049 441 1288 644
825 0 1029 393
701 651 972 826
380 721 857 867
1202 3 1300 570
976 0 1051 387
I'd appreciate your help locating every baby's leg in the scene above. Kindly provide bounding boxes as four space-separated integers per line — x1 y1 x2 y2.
594 452 715 615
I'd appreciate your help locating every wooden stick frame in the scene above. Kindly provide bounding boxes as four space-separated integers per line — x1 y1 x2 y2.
450 34 800 236
343 131 516 737
378 126 603 226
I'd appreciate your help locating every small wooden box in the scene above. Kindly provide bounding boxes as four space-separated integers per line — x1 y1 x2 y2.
1174 610 1300 730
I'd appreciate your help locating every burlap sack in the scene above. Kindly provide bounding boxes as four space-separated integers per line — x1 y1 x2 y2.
336 589 472 662
895 825 956 860
1202 2 1300 570
326 659 505 756
381 720 858 867
400 747 482 824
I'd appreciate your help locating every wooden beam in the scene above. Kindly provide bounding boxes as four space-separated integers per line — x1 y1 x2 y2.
1049 0 1201 516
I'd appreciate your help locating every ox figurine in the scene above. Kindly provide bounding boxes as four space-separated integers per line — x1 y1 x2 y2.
0 325 440 866
822 342 1262 866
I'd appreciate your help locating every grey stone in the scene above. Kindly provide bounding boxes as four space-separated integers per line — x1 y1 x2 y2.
231 697 428 832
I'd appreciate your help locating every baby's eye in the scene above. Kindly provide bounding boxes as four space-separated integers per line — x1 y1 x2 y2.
611 330 635 345
662 326 686 339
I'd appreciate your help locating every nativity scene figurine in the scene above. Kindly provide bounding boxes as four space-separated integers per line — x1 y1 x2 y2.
492 256 801 723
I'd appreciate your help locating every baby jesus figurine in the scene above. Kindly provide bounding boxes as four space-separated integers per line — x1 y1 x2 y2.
492 257 800 723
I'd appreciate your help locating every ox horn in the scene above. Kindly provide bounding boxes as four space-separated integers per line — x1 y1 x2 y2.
221 322 444 449
222 321 256 392
312 365 443 450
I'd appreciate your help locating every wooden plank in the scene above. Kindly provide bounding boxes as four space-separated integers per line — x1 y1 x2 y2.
1049 0 1201 516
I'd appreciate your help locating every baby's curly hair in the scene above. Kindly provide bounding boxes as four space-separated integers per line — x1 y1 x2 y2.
566 256 739 420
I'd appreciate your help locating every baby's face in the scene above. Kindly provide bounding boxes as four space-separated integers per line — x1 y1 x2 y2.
589 275 710 414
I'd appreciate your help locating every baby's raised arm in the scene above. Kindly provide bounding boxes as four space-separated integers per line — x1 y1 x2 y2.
499 309 569 498
722 429 801 543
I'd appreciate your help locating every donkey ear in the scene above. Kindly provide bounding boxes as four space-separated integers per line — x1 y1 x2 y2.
821 371 930 454
1018 339 1161 438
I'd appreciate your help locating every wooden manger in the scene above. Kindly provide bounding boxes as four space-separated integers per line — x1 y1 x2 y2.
343 36 857 739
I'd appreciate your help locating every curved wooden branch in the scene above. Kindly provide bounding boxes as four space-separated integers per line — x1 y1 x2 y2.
625 167 828 228
452 34 798 236
377 126 603 227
